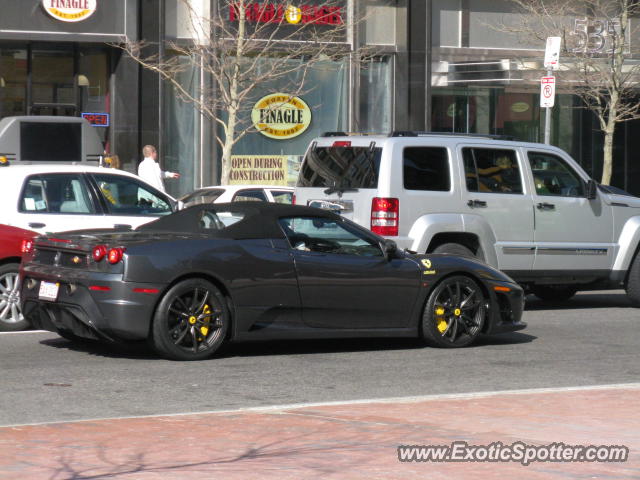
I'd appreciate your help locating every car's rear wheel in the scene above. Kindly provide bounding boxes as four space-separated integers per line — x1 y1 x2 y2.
422 275 486 348
531 285 577 302
151 279 229 360
626 252 640 306
0 263 30 332
432 243 477 259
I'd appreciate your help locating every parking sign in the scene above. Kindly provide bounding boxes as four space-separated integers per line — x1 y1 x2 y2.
540 76 556 108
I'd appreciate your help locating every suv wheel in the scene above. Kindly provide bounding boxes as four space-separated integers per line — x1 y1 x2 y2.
626 252 640 306
531 285 577 302
433 243 476 259
0 263 30 332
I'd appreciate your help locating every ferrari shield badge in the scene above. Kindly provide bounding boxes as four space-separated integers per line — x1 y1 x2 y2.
421 258 436 275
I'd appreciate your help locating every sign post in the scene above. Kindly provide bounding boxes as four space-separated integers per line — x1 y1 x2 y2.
542 37 561 144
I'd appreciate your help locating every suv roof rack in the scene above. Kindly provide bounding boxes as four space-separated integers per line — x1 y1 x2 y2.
390 131 515 141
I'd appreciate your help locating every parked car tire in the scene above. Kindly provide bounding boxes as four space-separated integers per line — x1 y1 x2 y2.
433 243 476 259
0 263 29 332
151 279 229 361
531 285 578 302
422 275 486 348
625 252 640 306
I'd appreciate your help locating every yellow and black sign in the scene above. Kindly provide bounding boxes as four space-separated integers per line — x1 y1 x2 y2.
251 93 312 140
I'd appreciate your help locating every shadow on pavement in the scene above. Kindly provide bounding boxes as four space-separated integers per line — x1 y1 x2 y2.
38 330 536 361
525 291 633 311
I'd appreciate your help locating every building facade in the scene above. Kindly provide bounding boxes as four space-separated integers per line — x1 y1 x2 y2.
1 0 638 197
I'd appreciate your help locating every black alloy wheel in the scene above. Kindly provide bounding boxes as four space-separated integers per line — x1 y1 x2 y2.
151 279 229 360
422 275 486 348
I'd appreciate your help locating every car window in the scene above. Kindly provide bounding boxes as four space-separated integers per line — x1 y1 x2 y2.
233 189 268 202
297 144 382 189
91 173 172 216
528 152 585 197
403 147 450 191
462 148 523 194
270 190 293 204
19 174 95 214
279 216 383 257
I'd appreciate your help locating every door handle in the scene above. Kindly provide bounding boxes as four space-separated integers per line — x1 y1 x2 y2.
113 224 132 230
536 202 555 211
467 199 487 208
28 222 45 228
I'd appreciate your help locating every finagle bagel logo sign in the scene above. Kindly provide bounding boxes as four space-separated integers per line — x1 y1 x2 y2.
42 0 97 23
252 93 311 140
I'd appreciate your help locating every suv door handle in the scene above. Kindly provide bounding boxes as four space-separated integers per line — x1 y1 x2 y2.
467 199 487 208
28 222 45 228
536 202 555 211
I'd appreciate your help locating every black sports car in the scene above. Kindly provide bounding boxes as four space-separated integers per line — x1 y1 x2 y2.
20 202 526 360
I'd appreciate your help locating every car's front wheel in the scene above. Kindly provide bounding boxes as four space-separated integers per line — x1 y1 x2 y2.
0 263 30 332
151 279 229 360
422 275 486 348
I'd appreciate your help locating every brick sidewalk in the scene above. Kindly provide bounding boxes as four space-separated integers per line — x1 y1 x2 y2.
1 385 638 479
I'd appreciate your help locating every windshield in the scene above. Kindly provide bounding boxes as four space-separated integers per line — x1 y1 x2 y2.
297 144 382 189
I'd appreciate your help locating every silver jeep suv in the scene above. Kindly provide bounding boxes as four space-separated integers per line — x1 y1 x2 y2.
294 132 640 303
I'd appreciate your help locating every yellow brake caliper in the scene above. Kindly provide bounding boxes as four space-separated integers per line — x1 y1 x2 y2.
200 304 212 337
435 306 447 333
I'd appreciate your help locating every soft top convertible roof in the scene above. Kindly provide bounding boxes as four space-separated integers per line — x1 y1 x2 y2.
137 201 343 240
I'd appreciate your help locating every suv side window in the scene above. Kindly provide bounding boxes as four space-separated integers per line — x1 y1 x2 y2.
528 152 585 197
91 173 172 216
19 174 95 214
403 147 450 191
463 148 522 194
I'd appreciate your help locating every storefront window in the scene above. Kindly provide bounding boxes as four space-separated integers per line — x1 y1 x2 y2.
221 56 348 185
31 47 75 114
0 45 27 118
359 56 393 133
163 54 201 197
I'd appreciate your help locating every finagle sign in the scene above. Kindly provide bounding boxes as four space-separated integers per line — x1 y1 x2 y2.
252 93 312 140
42 0 97 23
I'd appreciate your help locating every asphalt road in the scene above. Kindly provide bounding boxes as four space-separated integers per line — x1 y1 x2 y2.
1 291 639 427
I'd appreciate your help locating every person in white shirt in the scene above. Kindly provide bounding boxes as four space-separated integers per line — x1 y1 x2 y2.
137 145 180 193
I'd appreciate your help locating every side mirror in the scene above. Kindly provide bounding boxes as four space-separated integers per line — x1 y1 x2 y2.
586 179 597 200
382 239 398 261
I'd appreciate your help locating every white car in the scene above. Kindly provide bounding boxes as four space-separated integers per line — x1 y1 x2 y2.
179 184 294 207
0 163 177 235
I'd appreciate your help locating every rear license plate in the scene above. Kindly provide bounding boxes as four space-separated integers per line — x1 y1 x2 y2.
38 281 59 301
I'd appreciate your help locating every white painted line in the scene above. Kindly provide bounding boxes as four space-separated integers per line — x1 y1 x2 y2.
4 382 640 428
0 330 48 335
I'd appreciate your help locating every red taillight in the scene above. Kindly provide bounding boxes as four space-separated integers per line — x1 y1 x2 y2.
292 194 296 205
371 197 399 236
92 245 107 262
107 247 125 264
333 141 351 147
20 239 34 254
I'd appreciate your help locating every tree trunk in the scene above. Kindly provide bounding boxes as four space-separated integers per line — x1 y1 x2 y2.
601 123 615 185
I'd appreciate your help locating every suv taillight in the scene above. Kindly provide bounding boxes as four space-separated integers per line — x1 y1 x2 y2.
371 197 399 236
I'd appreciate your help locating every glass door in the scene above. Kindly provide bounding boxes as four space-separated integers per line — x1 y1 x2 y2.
30 46 76 116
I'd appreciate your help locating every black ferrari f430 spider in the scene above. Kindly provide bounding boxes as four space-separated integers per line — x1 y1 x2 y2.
20 202 526 360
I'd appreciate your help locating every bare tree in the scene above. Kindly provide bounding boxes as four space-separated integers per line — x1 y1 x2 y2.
120 0 368 185
507 0 640 185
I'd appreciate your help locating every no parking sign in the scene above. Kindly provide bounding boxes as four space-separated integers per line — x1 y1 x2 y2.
540 76 556 108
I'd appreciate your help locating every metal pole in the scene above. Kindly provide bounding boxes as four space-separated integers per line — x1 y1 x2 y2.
544 69 552 144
